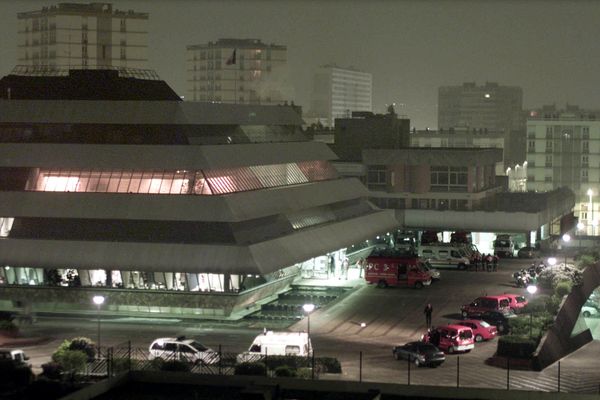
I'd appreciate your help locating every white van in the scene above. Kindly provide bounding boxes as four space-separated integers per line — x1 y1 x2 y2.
418 245 470 270
236 331 312 363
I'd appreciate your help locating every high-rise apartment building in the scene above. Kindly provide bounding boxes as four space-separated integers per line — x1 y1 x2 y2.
307 65 372 127
17 2 148 71
526 105 600 235
186 39 289 105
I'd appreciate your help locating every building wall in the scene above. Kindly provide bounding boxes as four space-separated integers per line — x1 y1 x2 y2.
187 39 289 105
308 65 372 127
526 114 600 234
17 3 148 70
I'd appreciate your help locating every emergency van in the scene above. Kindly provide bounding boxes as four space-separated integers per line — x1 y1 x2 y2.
365 248 432 289
236 331 312 363
418 244 470 270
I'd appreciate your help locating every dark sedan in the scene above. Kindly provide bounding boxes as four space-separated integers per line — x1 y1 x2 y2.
473 310 517 334
517 246 540 259
392 341 445 367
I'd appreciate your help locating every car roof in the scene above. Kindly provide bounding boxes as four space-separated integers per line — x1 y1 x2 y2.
457 320 481 325
444 324 473 332
152 337 194 344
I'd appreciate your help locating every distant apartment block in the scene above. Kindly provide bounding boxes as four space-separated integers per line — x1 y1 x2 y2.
526 105 600 234
17 2 148 71
438 82 523 132
307 65 372 127
186 38 289 105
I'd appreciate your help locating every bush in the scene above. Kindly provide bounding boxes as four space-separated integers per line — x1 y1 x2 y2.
53 350 87 373
234 362 267 376
0 320 18 334
316 357 342 373
497 335 537 359
554 280 572 298
545 295 562 315
508 314 554 339
68 337 96 361
274 365 297 377
265 355 311 370
0 359 33 388
523 295 550 314
160 360 191 372
148 358 165 371
296 367 313 379
41 362 64 380
576 254 597 270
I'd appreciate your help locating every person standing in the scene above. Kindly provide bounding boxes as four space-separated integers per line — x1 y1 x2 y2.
424 303 433 328
492 255 499 271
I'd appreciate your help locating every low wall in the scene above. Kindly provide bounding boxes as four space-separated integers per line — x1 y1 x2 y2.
0 275 295 320
533 262 600 370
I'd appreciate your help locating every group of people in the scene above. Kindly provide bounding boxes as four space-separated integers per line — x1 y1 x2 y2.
471 253 499 272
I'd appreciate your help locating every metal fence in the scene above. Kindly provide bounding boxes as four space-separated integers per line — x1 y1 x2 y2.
81 344 600 395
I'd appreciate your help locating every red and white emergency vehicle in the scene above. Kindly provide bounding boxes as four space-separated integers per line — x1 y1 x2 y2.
365 249 433 289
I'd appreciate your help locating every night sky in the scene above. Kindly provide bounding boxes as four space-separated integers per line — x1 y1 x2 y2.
1 0 599 128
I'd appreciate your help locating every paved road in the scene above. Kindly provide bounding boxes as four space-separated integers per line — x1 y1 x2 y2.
10 258 600 393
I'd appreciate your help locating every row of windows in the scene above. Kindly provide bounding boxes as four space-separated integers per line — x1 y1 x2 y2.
528 141 590 152
370 197 469 211
431 166 468 192
27 162 338 195
192 49 272 61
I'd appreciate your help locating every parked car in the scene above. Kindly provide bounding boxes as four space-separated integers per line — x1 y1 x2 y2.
0 349 30 367
581 305 600 318
392 341 445 367
517 246 540 259
460 295 511 318
454 320 497 342
421 325 475 354
472 310 516 334
503 293 529 313
149 337 220 365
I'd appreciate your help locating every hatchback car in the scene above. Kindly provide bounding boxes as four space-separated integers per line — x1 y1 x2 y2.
454 320 497 342
392 341 445 367
421 325 474 354
504 293 529 313
517 246 540 259
473 310 516 334
581 305 599 318
149 337 219 364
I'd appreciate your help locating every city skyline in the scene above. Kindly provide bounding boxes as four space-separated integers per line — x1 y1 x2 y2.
1 0 599 128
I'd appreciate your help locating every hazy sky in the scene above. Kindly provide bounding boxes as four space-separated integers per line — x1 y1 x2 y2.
1 0 599 128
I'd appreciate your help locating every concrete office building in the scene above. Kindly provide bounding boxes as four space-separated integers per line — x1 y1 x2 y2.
526 105 600 235
307 65 372 127
186 39 290 105
17 2 148 71
410 128 507 175
0 67 396 319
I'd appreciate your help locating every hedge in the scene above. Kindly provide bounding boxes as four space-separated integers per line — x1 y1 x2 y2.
234 362 267 376
497 335 537 359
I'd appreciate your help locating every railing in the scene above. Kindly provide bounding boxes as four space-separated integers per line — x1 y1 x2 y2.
71 343 600 394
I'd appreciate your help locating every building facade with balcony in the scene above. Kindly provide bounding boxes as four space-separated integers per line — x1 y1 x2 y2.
17 2 148 71
526 105 600 235
186 39 289 105
0 68 396 319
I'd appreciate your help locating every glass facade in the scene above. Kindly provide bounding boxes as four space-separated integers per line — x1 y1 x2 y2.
25 161 337 195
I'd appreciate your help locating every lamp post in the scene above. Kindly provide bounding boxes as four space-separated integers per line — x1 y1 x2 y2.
527 285 538 338
577 222 585 250
303 303 315 337
562 233 571 267
93 295 105 349
588 188 594 235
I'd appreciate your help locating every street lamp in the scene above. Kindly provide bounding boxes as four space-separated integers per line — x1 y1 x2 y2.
588 189 594 235
562 233 571 267
547 257 557 272
303 303 315 336
577 222 585 250
527 285 538 338
93 295 105 348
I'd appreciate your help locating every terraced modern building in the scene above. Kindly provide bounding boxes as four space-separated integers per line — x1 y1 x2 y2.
0 67 397 319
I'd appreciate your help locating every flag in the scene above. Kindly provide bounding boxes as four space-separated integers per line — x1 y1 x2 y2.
226 49 236 65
